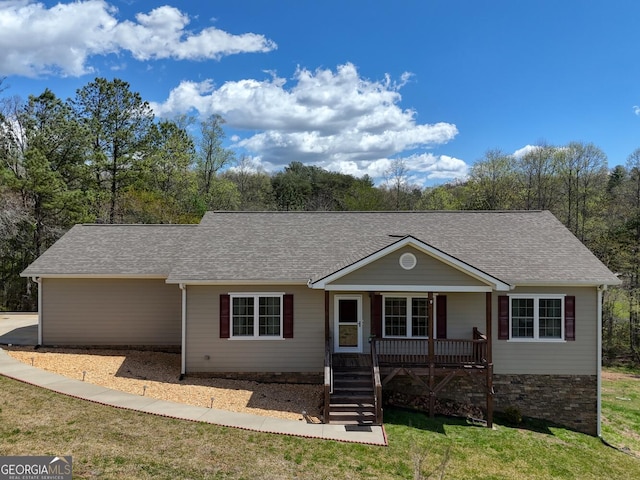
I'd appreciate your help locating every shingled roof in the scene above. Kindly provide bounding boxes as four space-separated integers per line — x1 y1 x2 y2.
21 224 197 277
22 210 620 287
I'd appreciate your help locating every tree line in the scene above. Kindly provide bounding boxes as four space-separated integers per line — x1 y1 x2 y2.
1 77 638 363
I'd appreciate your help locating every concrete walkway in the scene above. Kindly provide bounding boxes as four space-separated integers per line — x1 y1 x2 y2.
0 348 387 446
0 313 38 345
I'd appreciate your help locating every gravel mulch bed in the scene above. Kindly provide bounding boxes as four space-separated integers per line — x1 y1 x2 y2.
4 347 323 422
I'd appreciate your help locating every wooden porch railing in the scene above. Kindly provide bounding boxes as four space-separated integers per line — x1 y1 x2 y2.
373 330 488 367
370 338 383 424
323 338 332 423
473 327 486 341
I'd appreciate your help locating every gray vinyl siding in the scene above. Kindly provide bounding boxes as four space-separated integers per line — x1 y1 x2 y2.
185 285 324 373
41 278 181 345
492 286 598 375
330 246 487 287
442 292 487 338
328 291 486 355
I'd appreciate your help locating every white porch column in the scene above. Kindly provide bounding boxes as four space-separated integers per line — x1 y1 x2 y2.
180 283 186 378
32 277 42 346
597 285 606 437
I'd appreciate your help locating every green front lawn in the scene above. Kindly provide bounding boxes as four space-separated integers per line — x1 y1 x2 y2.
1 374 639 479
602 367 640 457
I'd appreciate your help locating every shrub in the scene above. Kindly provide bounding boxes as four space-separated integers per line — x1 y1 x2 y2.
503 406 522 425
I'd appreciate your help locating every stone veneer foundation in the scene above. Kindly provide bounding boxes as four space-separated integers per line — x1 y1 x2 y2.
383 373 598 435
492 374 597 435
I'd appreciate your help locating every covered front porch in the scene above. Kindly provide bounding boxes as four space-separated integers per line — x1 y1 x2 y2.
308 238 510 426
323 291 495 427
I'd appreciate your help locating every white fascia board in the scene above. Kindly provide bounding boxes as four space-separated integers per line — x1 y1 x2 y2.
310 236 511 291
23 273 168 279
324 284 494 292
512 280 620 287
165 279 307 286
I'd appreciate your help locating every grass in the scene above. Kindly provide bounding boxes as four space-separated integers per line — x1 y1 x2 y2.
601 366 640 457
1 375 640 479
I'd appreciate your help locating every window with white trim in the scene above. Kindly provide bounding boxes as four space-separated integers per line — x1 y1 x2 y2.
510 295 564 340
231 294 283 338
383 295 428 338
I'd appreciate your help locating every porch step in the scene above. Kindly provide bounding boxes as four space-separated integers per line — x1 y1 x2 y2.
329 365 378 425
329 402 376 411
333 376 371 387
332 375 374 393
332 369 371 377
330 394 375 404
333 365 371 375
328 410 376 425
329 401 376 425
332 386 373 394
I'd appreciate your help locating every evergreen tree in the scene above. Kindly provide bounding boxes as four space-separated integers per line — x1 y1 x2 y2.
72 78 154 223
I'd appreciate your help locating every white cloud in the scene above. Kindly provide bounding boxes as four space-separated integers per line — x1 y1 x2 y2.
151 63 460 184
417 154 469 180
314 153 469 186
113 5 276 61
634 106 640 116
512 144 540 159
0 1 276 77
399 154 469 185
226 155 264 174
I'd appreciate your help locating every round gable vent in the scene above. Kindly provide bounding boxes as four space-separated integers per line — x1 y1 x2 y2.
399 252 417 270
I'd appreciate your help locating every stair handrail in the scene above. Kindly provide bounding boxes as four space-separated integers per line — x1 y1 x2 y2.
370 337 383 425
323 337 332 423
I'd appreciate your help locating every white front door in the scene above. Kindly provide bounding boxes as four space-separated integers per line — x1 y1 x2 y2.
334 295 362 353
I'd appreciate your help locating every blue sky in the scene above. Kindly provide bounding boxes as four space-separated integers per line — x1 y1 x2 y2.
1 0 639 186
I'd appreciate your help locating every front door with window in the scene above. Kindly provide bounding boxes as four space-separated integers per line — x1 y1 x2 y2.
334 295 362 353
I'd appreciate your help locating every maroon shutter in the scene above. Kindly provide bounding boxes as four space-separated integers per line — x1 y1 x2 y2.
498 295 509 340
436 295 447 339
371 294 382 337
220 294 230 338
565 295 575 341
283 294 294 338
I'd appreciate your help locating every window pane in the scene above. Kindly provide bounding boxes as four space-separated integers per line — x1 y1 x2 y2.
512 298 534 338
232 297 254 336
339 324 358 347
338 299 358 323
539 298 562 338
259 297 281 336
385 297 407 336
412 298 428 337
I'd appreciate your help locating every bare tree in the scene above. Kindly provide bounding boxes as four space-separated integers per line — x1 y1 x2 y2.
556 142 608 241
385 158 410 210
515 143 559 210
467 149 517 210
197 114 235 195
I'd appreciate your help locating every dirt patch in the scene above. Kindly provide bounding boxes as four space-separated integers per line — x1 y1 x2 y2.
4 347 323 422
602 370 640 381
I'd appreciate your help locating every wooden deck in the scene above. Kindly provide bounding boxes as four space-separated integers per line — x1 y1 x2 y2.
373 336 488 368
324 330 493 427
